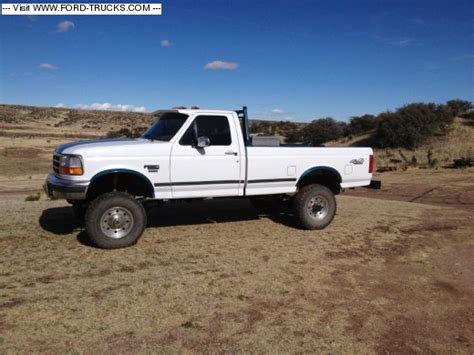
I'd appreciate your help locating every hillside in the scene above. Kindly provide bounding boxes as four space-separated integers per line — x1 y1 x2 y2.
0 104 307 140
0 104 155 139
0 104 472 174
326 117 474 170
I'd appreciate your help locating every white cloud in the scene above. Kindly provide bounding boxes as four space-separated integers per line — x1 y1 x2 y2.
54 103 65 108
74 102 147 113
271 108 285 114
204 60 239 70
57 20 75 33
39 63 57 70
160 39 171 47
390 38 414 47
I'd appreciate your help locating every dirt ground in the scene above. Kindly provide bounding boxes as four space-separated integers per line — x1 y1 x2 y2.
0 167 473 353
0 115 473 353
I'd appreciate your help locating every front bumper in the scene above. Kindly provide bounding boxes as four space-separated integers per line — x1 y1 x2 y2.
43 173 89 200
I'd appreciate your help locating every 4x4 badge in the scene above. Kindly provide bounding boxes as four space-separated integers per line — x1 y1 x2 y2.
350 158 364 165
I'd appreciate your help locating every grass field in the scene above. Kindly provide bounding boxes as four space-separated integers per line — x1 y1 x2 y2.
0 105 473 353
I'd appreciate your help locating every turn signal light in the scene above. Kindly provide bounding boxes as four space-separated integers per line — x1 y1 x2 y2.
59 166 83 175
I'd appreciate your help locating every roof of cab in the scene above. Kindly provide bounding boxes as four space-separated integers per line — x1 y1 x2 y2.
151 108 236 116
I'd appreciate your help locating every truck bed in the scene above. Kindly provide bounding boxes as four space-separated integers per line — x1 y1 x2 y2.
245 146 373 195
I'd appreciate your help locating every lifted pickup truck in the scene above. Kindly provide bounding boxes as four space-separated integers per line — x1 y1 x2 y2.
44 107 380 249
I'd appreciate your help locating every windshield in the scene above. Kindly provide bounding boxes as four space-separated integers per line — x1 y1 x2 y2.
142 112 189 141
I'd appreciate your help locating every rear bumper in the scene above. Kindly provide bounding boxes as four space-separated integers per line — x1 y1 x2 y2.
43 173 89 200
365 179 382 190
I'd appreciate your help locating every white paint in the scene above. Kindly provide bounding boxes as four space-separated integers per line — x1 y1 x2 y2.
344 164 353 175
59 109 373 199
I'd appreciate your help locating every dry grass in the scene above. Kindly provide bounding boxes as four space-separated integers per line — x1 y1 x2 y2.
327 117 474 170
0 104 154 137
0 104 473 353
0 191 473 353
375 118 474 168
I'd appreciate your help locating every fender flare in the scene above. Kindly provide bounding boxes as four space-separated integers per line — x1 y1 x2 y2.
89 169 155 198
296 166 342 186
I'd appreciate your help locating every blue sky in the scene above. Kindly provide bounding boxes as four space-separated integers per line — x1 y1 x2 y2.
1 0 473 121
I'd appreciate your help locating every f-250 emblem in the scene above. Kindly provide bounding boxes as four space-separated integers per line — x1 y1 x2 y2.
144 164 160 173
350 158 365 165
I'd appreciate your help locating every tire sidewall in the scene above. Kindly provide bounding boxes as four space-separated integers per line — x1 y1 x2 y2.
294 185 336 230
85 192 146 249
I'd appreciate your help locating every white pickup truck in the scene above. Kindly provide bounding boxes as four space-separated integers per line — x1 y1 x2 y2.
44 107 380 249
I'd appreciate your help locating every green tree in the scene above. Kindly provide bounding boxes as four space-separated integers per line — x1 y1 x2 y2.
301 117 344 146
345 114 378 136
372 103 454 149
446 99 473 116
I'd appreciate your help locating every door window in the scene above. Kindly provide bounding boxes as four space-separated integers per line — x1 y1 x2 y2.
179 115 232 146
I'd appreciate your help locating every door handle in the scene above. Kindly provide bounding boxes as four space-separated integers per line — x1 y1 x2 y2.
224 151 238 156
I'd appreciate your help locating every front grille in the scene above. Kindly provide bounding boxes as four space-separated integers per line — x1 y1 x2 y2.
53 153 60 173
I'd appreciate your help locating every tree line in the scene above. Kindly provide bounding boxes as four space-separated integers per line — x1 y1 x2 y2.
280 99 473 149
106 99 472 150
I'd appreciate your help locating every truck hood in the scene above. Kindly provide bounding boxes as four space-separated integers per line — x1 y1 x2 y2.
56 138 170 157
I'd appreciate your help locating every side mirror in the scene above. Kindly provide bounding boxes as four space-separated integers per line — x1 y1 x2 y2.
196 136 210 148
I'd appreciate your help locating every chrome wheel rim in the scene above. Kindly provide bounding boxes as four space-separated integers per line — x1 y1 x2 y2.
100 206 134 239
307 195 329 220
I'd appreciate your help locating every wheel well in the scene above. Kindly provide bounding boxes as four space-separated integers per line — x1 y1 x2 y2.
86 171 154 201
297 167 341 194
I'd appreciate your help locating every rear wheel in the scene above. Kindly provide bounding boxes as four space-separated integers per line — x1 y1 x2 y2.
293 184 336 230
84 192 147 249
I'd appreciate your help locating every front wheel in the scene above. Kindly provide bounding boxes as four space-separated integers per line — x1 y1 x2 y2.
84 192 147 249
293 184 337 230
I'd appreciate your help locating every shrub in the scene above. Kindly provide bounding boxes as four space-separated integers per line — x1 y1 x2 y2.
25 192 41 201
345 114 378 136
250 120 300 139
446 99 473 116
461 111 474 120
286 129 303 143
106 126 147 138
451 157 473 168
372 103 454 149
300 117 345 146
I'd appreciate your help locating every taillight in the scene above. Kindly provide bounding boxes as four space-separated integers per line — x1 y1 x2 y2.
369 154 374 173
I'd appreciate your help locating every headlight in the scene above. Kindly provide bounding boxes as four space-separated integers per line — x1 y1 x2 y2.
59 155 84 175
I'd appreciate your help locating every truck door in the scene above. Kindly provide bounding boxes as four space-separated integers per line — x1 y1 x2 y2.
170 114 242 198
